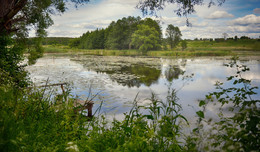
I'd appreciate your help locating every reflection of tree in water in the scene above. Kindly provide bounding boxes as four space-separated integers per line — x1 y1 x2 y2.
97 64 161 88
164 65 185 82
124 65 161 87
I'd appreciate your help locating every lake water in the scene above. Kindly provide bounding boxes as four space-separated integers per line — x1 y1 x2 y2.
26 54 260 123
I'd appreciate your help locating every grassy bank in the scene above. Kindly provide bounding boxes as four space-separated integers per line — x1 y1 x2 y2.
1 58 259 151
42 39 260 57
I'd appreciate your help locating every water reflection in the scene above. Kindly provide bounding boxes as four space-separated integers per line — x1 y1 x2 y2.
98 65 161 87
73 56 185 88
25 55 260 122
165 65 185 82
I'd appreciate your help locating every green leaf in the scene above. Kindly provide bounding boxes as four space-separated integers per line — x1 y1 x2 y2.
227 76 233 81
199 100 206 107
196 111 204 118
233 80 238 84
144 115 154 120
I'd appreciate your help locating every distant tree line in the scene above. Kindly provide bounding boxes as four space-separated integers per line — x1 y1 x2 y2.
68 16 186 52
28 37 75 46
193 35 255 42
69 16 164 52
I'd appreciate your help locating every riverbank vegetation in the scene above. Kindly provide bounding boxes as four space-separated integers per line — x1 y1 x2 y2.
41 38 260 57
1 0 259 151
1 56 259 151
28 15 260 57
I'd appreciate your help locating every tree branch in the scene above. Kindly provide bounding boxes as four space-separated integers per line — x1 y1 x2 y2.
5 0 28 20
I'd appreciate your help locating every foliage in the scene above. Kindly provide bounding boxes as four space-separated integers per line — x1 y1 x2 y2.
131 24 161 52
181 40 187 51
190 56 260 151
0 0 90 88
0 33 28 88
75 16 162 51
0 0 89 35
0 85 89 152
78 29 106 49
105 16 141 50
69 38 81 48
79 89 188 152
137 0 225 25
166 24 182 49
38 37 75 46
140 18 162 40
0 80 188 151
42 44 237 57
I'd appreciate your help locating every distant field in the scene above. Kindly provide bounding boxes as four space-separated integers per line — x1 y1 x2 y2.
42 39 260 57
186 39 260 51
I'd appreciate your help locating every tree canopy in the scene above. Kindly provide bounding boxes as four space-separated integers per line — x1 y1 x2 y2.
131 24 161 52
105 16 141 50
75 16 163 51
0 0 89 36
166 24 182 49
0 0 89 87
137 0 226 25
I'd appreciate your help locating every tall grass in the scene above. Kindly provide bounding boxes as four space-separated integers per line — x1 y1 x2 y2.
43 45 236 57
1 57 259 151
0 82 188 151
43 40 260 57
186 39 260 51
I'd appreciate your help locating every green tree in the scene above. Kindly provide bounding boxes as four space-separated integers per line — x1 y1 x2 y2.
69 38 80 48
0 34 28 88
78 29 106 49
181 40 187 51
140 18 162 41
166 24 182 49
76 17 162 50
137 0 226 25
0 0 89 35
0 0 89 87
234 35 238 41
105 16 141 50
131 24 161 52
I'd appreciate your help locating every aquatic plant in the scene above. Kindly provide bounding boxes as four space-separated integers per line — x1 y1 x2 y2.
188 56 260 151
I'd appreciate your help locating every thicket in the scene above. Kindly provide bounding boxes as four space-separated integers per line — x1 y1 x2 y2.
35 37 75 46
188 57 260 151
71 16 163 51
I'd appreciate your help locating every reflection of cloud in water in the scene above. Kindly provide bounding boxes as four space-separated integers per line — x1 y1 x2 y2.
26 55 260 123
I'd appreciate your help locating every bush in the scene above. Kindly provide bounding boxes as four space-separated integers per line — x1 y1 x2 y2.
190 57 260 151
0 82 187 151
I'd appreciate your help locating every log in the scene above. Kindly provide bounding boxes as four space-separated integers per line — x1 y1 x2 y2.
74 99 94 118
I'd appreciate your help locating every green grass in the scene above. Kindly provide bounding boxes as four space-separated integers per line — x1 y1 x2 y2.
186 39 260 51
0 83 188 151
42 39 260 57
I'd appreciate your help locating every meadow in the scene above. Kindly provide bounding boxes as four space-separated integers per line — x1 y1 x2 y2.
42 39 260 57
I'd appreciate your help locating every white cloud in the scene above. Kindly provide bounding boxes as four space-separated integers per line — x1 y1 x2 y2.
159 16 187 26
229 14 260 26
27 0 260 39
195 5 222 18
205 11 234 19
253 8 260 14
44 0 140 37
72 20 112 29
228 25 260 33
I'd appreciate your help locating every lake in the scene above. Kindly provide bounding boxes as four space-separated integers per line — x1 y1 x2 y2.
26 54 260 123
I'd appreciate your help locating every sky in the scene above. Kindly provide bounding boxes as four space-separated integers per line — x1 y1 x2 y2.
34 0 260 39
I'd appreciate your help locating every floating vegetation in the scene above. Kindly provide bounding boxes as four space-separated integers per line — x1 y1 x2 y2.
71 55 185 87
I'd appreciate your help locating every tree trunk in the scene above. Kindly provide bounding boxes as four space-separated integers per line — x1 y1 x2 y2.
0 0 27 34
